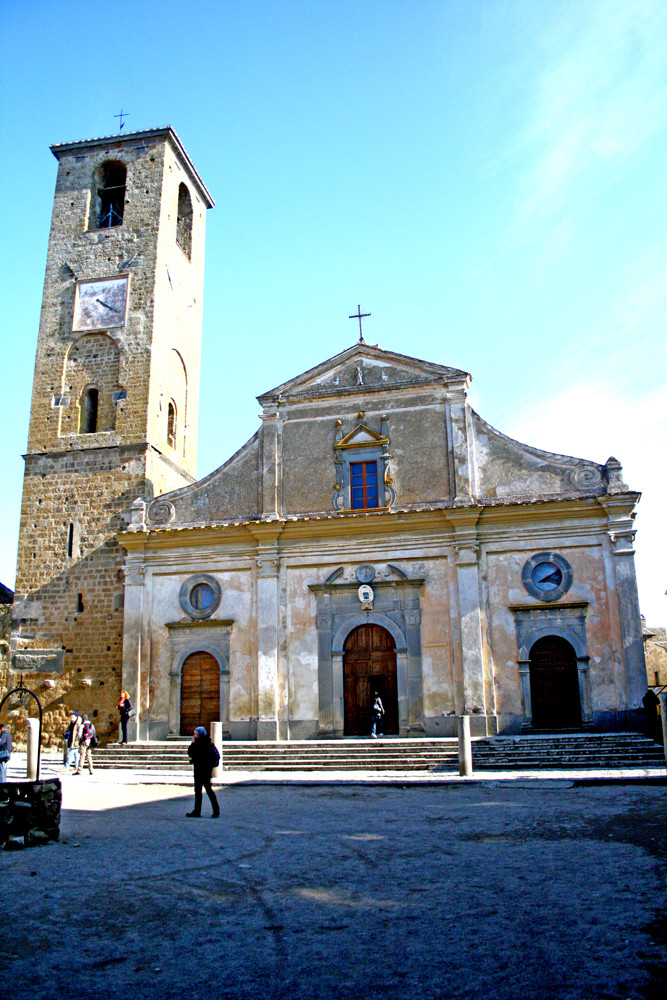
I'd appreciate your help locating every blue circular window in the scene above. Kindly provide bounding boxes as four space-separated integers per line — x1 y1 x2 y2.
190 583 215 611
179 574 221 620
522 553 572 602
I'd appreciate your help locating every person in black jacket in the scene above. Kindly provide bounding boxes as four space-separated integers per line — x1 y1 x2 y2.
186 726 220 818
118 690 133 745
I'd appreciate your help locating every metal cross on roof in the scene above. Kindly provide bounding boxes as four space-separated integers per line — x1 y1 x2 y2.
349 304 370 343
114 109 129 131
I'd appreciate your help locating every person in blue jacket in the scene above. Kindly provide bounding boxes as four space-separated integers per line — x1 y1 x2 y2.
0 723 12 782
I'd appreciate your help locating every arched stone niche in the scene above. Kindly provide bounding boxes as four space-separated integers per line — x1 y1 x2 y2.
166 620 233 738
309 569 425 737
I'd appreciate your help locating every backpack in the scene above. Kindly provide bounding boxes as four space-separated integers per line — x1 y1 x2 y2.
210 742 220 767
82 722 98 747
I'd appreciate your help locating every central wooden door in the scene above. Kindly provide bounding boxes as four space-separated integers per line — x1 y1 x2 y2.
343 625 398 736
529 636 581 728
180 651 220 736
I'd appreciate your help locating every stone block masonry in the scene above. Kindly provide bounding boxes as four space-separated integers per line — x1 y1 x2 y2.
0 779 61 850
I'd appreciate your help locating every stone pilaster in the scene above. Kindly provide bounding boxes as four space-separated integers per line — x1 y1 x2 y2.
404 606 425 734
448 509 486 727
121 551 146 742
248 523 284 740
445 378 474 501
598 495 646 715
259 407 283 518
315 601 335 736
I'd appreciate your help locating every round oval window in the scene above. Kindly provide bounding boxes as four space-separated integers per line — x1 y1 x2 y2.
190 582 215 611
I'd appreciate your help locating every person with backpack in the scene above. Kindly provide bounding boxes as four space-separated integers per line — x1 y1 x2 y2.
75 715 97 775
63 711 84 771
186 726 220 818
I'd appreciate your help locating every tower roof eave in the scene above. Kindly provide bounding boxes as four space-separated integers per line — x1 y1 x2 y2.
50 126 215 208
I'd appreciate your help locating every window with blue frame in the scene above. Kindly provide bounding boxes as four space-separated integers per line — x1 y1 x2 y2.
350 461 379 509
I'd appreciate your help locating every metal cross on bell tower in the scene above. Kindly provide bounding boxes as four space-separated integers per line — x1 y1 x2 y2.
114 108 129 132
349 304 371 343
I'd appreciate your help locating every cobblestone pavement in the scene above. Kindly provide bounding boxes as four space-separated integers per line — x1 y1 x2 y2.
1 776 666 1000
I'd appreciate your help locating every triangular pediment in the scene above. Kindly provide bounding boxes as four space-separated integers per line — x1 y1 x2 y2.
336 423 387 449
257 342 469 405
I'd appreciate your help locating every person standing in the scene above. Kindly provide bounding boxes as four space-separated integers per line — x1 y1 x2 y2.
75 715 96 775
118 690 133 745
63 711 83 771
186 726 220 818
0 723 12 782
370 691 385 738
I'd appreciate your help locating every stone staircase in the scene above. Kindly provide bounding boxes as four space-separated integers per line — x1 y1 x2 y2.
92 732 665 773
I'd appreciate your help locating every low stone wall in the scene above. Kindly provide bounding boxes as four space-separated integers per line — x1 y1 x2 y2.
0 779 61 850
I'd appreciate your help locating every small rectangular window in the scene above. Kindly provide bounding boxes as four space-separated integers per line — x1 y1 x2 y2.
350 461 379 510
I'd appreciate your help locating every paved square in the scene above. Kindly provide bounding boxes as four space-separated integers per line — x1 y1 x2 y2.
2 779 665 999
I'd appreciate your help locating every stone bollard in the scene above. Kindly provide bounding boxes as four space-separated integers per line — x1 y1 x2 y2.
659 693 667 770
211 721 223 780
26 718 40 780
457 715 473 777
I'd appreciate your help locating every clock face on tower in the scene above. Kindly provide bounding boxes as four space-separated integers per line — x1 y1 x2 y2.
72 276 129 332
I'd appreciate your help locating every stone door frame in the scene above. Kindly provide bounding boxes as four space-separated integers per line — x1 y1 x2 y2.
511 603 592 728
338 615 404 736
310 573 425 737
166 620 233 737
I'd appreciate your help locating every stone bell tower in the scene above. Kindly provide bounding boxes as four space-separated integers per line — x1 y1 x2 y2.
10 127 214 743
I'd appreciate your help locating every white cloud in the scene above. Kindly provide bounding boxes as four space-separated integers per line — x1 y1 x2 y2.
512 0 667 235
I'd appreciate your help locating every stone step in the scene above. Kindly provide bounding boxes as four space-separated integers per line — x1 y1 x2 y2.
93 745 661 760
90 732 665 772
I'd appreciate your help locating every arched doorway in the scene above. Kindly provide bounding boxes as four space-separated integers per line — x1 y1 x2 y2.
529 636 581 728
343 625 398 736
180 651 220 736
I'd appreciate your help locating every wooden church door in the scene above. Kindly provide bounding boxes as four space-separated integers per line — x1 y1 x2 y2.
343 625 398 736
529 636 581 728
180 651 220 736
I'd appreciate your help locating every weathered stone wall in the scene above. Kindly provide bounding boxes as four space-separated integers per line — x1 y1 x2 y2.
644 627 667 686
0 779 61 850
0 603 11 722
279 389 451 514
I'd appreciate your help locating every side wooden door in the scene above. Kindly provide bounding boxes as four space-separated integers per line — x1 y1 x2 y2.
180 651 220 736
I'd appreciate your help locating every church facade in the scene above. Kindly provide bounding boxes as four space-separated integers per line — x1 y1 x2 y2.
121 342 646 741
8 128 647 745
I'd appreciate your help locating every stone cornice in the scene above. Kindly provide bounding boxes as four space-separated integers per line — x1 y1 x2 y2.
166 619 234 632
23 442 196 484
118 493 624 558
509 601 589 612
258 375 461 406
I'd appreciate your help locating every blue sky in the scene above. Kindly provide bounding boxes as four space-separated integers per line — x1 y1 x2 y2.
1 0 665 621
